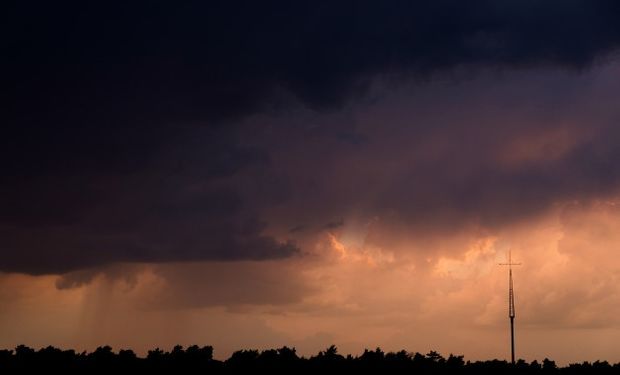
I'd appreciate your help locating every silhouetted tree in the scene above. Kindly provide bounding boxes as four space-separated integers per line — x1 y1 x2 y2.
2 343 620 375
543 358 558 373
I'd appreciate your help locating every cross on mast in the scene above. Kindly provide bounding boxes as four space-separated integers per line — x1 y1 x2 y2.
498 250 521 365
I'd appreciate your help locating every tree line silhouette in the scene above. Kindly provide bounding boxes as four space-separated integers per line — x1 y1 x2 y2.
1 344 618 374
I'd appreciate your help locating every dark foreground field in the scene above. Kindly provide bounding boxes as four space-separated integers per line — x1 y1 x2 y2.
1 345 619 374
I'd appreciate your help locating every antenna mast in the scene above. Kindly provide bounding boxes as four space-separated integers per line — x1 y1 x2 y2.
499 250 521 365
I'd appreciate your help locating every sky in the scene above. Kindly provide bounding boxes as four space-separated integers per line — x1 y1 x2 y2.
3 0 620 364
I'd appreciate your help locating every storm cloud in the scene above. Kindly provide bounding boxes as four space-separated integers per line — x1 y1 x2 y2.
3 1 620 275
5 0 620 126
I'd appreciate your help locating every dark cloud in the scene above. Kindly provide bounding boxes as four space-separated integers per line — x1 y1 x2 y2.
378 128 620 231
244 67 620 250
0 128 298 275
4 0 620 131
52 261 313 308
0 197 299 275
54 264 144 290
3 1 620 275
323 220 345 230
288 225 306 233
144 261 313 309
